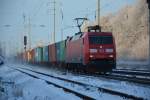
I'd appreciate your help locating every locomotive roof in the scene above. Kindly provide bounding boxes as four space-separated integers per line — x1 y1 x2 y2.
86 32 113 35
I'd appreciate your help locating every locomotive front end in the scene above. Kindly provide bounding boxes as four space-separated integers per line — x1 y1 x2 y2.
85 32 116 72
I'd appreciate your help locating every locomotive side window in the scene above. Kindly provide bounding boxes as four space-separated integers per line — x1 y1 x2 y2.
89 36 113 44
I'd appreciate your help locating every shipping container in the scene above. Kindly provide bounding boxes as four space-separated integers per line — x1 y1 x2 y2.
48 44 56 63
55 42 60 62
60 40 66 62
55 40 66 63
27 50 32 62
34 47 43 62
23 50 32 62
43 46 49 62
30 49 35 62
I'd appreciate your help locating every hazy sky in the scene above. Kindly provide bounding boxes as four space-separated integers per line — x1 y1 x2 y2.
0 0 136 56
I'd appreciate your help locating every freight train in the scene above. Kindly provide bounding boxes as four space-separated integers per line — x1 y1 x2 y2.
25 26 116 73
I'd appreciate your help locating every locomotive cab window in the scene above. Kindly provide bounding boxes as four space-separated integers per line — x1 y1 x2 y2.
89 36 113 44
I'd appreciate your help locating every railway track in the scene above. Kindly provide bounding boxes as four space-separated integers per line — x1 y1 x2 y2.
112 69 150 77
101 69 150 85
9 66 144 100
27 63 150 85
16 64 150 85
81 72 150 86
72 69 150 85
70 70 150 86
99 73 150 85
11 67 94 100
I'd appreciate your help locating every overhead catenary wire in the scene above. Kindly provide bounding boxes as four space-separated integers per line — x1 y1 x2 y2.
30 0 46 20
65 0 114 26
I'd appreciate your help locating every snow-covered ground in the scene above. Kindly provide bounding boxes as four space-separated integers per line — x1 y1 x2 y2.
0 64 81 100
5 61 150 100
1 60 150 100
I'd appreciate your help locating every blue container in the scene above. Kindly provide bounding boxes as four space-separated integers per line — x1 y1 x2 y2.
34 47 43 62
43 46 49 62
55 40 66 63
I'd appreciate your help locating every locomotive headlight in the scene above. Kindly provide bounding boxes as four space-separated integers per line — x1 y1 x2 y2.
90 49 97 53
90 55 94 58
109 55 114 58
106 49 113 53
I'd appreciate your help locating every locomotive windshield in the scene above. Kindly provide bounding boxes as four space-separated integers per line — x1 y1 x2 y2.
89 36 113 44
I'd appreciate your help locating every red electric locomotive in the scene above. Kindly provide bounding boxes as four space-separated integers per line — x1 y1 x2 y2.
66 25 116 72
25 23 116 73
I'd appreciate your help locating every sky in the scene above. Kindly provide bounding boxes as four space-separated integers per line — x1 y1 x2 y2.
0 0 136 56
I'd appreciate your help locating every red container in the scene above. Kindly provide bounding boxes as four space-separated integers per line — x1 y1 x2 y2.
30 49 35 62
48 43 56 63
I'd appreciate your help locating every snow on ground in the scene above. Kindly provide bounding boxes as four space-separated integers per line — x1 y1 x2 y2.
0 64 81 100
7 61 150 100
18 66 125 100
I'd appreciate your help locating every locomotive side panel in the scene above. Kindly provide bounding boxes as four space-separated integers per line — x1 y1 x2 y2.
66 34 83 64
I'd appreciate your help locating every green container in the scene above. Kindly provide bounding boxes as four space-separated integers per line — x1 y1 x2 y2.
60 40 66 62
43 46 49 62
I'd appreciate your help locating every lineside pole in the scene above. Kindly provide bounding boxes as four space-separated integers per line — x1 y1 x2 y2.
97 0 101 32
97 0 100 26
28 17 31 50
53 0 56 43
